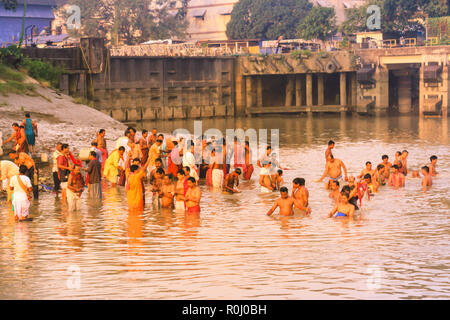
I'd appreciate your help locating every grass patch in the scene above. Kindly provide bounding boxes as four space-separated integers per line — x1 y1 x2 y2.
0 80 36 97
0 64 26 82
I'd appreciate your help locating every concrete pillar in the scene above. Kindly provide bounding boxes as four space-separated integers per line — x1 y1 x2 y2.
398 75 412 114
306 73 313 109
318 74 324 106
285 76 295 107
68 74 78 96
246 76 254 108
257 77 263 107
351 72 357 106
295 76 302 107
340 72 347 107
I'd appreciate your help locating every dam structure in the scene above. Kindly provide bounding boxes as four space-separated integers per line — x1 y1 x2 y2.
22 38 450 121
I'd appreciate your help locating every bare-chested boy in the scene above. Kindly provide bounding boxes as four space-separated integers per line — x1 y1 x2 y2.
328 180 340 204
400 150 409 176
274 169 284 191
266 187 295 216
429 155 438 176
325 140 335 162
185 177 201 213
292 178 312 215
379 155 392 179
421 166 432 191
317 155 348 189
223 168 241 194
151 168 165 208
358 161 374 180
388 164 405 188
159 174 175 208
328 192 355 218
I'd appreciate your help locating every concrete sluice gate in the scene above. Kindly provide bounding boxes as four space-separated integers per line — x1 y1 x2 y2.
23 39 449 121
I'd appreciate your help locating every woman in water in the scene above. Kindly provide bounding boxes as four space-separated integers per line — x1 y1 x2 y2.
328 192 355 218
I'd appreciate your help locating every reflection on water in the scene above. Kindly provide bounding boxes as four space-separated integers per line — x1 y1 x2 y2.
0 115 449 299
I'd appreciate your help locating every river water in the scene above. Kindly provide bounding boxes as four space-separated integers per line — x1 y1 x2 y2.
0 115 449 299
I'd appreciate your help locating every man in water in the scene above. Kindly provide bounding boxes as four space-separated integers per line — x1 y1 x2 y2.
325 140 335 162
52 142 63 193
96 129 108 172
139 129 149 165
317 154 348 189
150 168 165 208
149 158 166 185
223 168 241 194
67 165 85 211
159 174 175 209
0 159 19 204
292 178 312 215
358 161 374 180
328 192 355 218
210 148 224 189
243 141 254 180
9 165 33 221
266 187 295 216
9 150 38 199
328 180 340 204
429 155 438 176
388 164 405 188
379 155 392 179
274 169 284 190
363 173 378 194
85 151 102 199
400 150 409 176
421 166 432 191
22 113 38 155
374 164 386 186
185 177 201 213
259 161 273 193
126 156 151 211
103 146 125 187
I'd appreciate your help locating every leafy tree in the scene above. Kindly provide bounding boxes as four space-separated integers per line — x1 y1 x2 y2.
226 0 313 40
420 0 448 18
60 0 188 45
297 6 337 41
1 0 17 10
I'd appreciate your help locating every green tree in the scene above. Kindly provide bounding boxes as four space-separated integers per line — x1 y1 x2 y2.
420 0 448 18
226 0 312 40
297 6 337 41
61 0 188 45
1 0 17 10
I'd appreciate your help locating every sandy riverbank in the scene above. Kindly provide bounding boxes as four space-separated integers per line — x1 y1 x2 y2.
0 78 126 158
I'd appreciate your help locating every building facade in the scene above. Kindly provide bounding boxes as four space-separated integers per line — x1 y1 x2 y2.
0 0 57 46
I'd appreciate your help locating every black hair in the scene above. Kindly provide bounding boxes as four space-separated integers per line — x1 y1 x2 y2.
155 158 162 163
118 146 125 152
158 133 164 138
8 150 17 154
184 166 191 172
266 145 272 150
235 168 242 174
382 155 388 160
12 123 19 127
421 166 429 173
277 169 283 175
130 165 139 173
177 169 185 176
364 173 372 180
156 168 165 175
90 151 97 157
91 141 98 146
366 161 371 165
132 158 141 163
99 129 105 134
19 165 28 174
142 129 148 134
328 140 335 146
25 113 30 118
430 155 437 161
187 177 196 183
392 164 399 170
61 143 69 150
341 185 351 193
280 187 288 193
173 141 178 146
127 127 136 133
402 150 408 154
377 164 384 171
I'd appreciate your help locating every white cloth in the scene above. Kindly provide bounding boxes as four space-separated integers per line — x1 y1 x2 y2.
67 188 81 211
183 151 199 180
115 137 131 164
52 150 62 173
9 175 32 202
12 197 30 219
261 186 272 193
260 167 272 193
212 169 224 188
175 200 185 212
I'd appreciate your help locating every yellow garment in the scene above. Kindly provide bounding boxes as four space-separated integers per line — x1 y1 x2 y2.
104 150 121 184
148 144 160 167
126 170 145 211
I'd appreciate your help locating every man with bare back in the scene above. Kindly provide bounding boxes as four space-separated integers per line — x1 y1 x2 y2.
292 178 312 215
